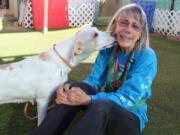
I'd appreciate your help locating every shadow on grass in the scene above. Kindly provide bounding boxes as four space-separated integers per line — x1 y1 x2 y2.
0 103 36 135
0 54 38 64
0 20 78 34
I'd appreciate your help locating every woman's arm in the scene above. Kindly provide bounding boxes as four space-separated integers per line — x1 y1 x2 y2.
89 48 157 109
83 49 111 90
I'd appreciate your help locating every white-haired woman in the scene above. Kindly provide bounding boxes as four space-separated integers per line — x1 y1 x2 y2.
29 3 157 135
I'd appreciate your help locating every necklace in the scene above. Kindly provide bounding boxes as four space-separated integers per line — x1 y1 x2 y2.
113 46 134 90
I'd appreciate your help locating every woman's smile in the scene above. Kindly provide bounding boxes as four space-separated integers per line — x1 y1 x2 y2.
115 13 142 52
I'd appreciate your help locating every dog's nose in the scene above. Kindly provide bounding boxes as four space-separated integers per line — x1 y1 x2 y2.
93 32 98 38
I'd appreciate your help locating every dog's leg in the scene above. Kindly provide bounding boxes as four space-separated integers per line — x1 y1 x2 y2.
36 98 49 126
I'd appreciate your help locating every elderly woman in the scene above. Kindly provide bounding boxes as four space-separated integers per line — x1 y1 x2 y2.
29 3 157 135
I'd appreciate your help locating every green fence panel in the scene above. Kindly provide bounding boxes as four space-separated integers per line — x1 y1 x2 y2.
132 0 172 10
124 0 179 10
174 0 180 10
156 0 172 10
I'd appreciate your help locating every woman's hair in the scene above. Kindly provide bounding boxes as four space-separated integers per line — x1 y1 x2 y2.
107 3 149 50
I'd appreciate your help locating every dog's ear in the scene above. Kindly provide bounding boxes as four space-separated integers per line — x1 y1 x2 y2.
73 42 84 57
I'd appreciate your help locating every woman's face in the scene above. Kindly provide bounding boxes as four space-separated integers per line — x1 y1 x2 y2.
115 13 142 52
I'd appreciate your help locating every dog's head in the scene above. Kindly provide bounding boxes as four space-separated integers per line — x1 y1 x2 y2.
73 27 115 56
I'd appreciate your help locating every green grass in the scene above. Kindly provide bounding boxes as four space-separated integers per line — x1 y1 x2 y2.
0 24 180 135
143 35 180 135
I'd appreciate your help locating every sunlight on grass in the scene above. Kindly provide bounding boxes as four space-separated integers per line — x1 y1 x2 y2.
0 28 77 55
0 28 79 56
0 27 98 63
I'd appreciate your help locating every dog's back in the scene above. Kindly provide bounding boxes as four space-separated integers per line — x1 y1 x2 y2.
0 26 115 125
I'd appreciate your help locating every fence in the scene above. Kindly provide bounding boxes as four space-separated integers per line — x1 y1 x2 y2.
152 8 180 37
131 0 180 38
20 0 96 29
68 0 95 27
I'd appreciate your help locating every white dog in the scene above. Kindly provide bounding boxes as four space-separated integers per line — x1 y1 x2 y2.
0 27 115 126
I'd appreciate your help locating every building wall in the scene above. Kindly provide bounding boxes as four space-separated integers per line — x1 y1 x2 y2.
99 0 131 16
100 0 121 16
0 0 18 18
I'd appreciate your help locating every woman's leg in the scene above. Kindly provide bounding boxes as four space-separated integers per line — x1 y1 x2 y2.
66 100 140 135
29 104 82 135
106 101 140 135
29 82 97 135
66 100 111 135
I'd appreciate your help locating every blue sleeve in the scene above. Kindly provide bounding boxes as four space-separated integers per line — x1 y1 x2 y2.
90 48 157 109
83 49 110 90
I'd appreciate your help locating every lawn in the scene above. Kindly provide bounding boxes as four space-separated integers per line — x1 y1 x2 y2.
0 24 180 135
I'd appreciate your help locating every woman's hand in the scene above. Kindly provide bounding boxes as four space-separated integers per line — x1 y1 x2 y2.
55 83 91 106
55 83 69 104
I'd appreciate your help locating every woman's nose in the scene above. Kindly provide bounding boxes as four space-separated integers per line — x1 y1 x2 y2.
124 26 131 34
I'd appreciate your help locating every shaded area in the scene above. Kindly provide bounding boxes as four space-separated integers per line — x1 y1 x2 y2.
0 19 36 33
0 0 9 9
0 19 71 34
0 54 37 64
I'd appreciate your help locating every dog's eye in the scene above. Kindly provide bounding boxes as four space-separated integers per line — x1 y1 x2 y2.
93 32 98 38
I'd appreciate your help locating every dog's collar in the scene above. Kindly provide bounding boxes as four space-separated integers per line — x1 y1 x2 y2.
53 44 73 70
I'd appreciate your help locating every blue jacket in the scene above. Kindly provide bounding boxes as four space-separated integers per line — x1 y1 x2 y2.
84 47 157 132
